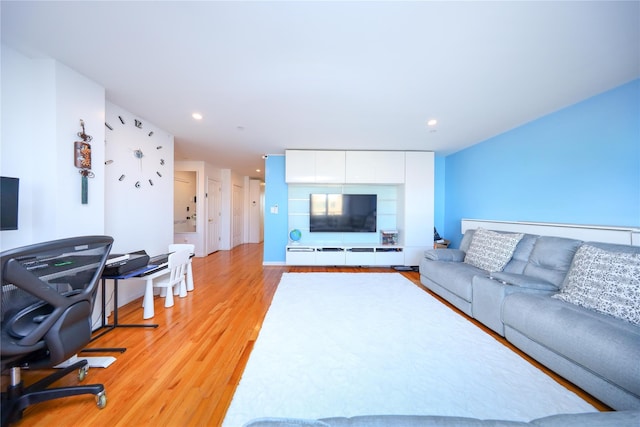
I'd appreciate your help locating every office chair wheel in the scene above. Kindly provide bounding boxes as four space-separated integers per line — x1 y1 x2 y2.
78 365 89 382
96 391 107 409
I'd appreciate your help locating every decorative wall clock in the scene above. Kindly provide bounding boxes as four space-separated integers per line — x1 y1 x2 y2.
105 114 165 189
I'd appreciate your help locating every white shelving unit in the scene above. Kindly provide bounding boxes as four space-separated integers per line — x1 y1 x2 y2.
285 150 434 266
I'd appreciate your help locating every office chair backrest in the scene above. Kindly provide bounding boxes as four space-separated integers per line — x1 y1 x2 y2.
1 236 113 367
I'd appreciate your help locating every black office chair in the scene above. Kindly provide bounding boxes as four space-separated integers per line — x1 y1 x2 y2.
1 236 113 426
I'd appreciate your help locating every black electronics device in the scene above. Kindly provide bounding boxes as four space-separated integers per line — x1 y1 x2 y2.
103 250 150 276
309 194 377 233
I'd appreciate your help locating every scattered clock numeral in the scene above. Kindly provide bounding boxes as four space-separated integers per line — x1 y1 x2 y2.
105 122 113 130
135 119 143 129
160 159 165 166
157 171 162 177
119 174 125 181
135 181 141 188
149 179 154 186
149 132 154 137
118 116 125 125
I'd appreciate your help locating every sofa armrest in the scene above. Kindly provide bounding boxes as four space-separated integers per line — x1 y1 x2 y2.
489 272 558 291
424 249 465 262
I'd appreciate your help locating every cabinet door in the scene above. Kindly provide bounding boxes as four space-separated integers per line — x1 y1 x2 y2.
375 151 405 184
375 248 404 266
345 151 375 183
345 248 375 266
345 151 405 183
315 151 345 183
286 248 316 265
285 150 316 183
286 150 345 183
402 151 434 265
315 248 345 265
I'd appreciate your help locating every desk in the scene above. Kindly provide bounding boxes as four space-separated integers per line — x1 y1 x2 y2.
86 265 162 351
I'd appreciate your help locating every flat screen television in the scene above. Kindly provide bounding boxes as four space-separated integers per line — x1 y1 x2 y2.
309 194 377 233
1 176 19 231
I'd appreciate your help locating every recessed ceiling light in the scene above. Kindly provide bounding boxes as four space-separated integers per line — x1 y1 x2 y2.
256 169 261 173
192 113 203 120
427 119 438 127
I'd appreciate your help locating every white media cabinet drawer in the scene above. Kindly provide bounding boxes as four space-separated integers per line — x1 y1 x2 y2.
286 245 404 266
315 248 346 265
375 247 404 266
286 247 316 265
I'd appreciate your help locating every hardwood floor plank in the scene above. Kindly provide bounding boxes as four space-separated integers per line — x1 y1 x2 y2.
2 243 608 427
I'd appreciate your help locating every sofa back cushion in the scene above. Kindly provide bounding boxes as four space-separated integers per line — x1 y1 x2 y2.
553 243 640 325
459 229 475 253
503 234 539 274
522 237 582 287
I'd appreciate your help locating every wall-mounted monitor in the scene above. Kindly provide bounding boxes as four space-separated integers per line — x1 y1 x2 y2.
309 194 377 233
1 176 19 231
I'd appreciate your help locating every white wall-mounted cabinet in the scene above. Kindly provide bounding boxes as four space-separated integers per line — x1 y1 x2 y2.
285 150 345 183
345 151 405 184
286 150 406 184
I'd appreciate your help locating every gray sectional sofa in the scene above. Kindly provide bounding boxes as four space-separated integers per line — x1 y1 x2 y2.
418 228 640 411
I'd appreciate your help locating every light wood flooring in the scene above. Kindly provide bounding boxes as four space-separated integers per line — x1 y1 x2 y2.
5 243 608 426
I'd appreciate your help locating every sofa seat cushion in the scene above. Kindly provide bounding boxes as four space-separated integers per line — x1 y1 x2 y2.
464 229 524 272
421 260 487 302
502 293 640 397
553 244 640 325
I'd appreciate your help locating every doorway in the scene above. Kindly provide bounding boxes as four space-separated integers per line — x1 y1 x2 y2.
207 178 221 255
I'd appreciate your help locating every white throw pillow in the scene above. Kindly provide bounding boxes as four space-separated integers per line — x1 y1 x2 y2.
553 244 640 325
463 228 524 272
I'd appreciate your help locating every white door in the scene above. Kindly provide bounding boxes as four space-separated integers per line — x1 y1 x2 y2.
232 184 244 248
207 178 221 254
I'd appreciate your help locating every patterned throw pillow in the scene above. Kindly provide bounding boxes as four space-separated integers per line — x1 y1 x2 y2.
553 244 640 325
463 228 524 272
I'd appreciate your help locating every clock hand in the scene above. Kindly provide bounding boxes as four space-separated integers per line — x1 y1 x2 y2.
134 148 144 172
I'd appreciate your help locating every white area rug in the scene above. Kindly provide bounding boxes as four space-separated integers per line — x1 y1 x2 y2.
223 273 595 426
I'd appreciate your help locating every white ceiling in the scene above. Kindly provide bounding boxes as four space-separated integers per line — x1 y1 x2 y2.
2 1 639 180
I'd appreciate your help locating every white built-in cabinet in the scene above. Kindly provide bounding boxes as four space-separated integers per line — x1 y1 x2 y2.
286 149 407 184
401 151 435 266
345 151 405 184
284 150 434 266
285 150 345 183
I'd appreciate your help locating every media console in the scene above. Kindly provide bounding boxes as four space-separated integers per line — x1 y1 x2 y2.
286 245 404 266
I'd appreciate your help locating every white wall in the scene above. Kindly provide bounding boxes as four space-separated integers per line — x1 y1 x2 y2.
104 101 174 306
104 101 174 256
1 45 106 250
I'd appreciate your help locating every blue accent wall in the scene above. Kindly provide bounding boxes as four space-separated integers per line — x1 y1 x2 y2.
443 79 640 248
263 155 289 263
434 155 446 237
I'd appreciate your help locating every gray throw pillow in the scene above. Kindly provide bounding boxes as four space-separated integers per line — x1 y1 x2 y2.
464 228 524 272
553 244 640 325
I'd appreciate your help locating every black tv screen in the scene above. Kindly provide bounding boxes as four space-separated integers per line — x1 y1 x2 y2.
309 194 377 233
1 176 19 231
